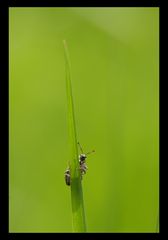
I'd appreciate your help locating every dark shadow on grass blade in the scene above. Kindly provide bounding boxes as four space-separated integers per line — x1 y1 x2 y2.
63 40 86 232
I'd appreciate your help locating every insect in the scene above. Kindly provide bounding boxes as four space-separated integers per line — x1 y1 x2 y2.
64 168 71 186
65 142 95 186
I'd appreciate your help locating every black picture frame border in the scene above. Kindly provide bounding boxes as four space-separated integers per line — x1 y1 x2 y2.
0 1 160 239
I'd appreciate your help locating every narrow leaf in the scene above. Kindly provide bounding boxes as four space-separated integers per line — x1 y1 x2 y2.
63 40 86 232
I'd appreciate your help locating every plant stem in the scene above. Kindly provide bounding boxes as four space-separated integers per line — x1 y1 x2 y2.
63 40 87 232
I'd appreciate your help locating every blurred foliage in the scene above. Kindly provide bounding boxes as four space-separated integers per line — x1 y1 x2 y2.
9 7 159 232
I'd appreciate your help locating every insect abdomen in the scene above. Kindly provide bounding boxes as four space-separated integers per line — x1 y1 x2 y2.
65 169 71 186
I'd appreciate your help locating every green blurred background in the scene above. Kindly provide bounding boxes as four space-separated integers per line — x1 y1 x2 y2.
9 7 159 232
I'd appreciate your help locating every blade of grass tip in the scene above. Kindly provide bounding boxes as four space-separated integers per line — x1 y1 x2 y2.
63 40 86 232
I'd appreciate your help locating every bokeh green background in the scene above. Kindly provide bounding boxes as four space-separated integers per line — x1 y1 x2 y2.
9 7 159 232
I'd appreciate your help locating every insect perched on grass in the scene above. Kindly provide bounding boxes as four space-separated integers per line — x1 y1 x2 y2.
65 142 95 186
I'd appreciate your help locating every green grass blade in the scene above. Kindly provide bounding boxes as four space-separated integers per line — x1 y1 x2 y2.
63 40 86 232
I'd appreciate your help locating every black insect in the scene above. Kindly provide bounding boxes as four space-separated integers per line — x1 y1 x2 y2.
65 142 95 186
65 168 71 186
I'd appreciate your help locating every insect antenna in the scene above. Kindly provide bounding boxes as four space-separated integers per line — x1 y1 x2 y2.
66 160 70 169
77 142 84 153
86 150 95 155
